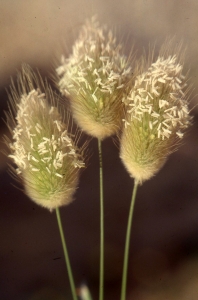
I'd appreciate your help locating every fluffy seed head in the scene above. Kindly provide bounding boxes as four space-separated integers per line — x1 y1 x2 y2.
120 54 192 183
56 16 132 140
77 284 92 300
5 65 85 210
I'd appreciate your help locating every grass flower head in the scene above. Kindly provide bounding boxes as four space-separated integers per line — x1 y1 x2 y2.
56 16 132 139
5 65 85 210
120 52 192 183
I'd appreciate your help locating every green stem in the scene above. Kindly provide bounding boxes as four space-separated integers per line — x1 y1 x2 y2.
55 207 78 300
120 180 138 300
98 139 104 300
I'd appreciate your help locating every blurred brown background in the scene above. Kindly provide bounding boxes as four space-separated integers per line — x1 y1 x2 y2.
1 0 198 299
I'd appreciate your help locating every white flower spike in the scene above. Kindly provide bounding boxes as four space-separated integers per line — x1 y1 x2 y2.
56 16 132 139
5 65 85 210
120 52 192 183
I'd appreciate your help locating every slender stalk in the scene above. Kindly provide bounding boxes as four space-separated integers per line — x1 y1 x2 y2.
56 207 78 300
120 180 138 300
98 139 104 300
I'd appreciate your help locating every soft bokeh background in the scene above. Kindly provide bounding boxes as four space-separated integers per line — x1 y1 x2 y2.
1 0 198 299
